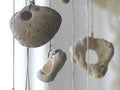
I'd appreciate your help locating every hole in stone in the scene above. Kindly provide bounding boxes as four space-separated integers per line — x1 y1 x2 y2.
85 49 98 64
21 11 32 20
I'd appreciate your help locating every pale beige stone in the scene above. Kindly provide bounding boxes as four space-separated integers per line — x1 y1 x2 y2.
70 37 114 78
41 58 53 74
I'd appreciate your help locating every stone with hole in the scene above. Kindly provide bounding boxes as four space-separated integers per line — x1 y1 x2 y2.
10 5 62 47
70 37 114 78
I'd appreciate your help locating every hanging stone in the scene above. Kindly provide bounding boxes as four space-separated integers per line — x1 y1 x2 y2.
70 37 114 78
37 49 67 82
10 5 62 47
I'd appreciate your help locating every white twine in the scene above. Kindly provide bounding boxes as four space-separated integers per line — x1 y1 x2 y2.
71 0 75 90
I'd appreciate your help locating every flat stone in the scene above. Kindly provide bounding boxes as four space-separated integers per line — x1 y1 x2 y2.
70 37 114 78
37 49 67 82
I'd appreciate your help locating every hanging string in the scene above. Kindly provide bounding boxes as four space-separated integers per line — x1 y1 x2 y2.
71 0 75 90
12 0 15 90
86 0 94 89
25 0 34 90
47 41 52 58
46 0 52 90
85 0 91 89
89 0 94 37
25 48 30 90
47 0 52 58
46 83 50 90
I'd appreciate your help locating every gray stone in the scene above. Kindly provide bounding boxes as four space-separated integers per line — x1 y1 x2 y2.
10 5 62 47
37 49 67 82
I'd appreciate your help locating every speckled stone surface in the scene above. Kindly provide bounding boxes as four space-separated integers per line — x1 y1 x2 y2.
70 37 114 78
10 5 62 47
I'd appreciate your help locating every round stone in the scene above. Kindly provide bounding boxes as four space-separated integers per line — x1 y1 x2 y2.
10 5 62 47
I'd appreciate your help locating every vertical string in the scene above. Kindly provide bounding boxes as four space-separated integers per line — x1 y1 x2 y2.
47 41 52 58
86 0 94 89
86 0 93 37
47 0 52 58
25 47 30 90
71 0 75 90
89 0 93 37
46 41 52 90
25 0 32 90
46 0 52 90
85 0 90 89
12 0 15 90
46 83 50 90
85 0 90 36
25 1 28 90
